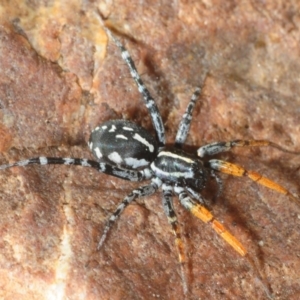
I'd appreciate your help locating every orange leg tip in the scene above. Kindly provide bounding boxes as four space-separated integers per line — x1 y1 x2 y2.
247 171 289 195
247 171 261 181
212 219 226 234
218 162 245 176
212 220 247 256
248 140 270 147
190 205 213 223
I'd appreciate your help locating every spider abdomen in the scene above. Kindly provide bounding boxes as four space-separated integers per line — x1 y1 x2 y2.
88 119 158 169
151 149 208 190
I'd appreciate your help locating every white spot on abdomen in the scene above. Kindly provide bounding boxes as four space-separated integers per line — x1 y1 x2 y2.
109 125 116 132
116 134 128 140
108 152 123 164
123 126 134 131
124 157 149 169
94 147 103 159
133 133 154 152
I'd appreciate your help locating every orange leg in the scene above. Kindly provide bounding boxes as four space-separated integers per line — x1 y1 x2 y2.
174 186 247 256
198 139 300 157
175 187 274 298
209 159 300 205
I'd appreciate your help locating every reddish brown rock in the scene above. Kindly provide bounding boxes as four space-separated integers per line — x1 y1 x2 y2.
0 1 300 300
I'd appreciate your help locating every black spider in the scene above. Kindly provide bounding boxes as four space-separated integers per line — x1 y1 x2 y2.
1 14 299 296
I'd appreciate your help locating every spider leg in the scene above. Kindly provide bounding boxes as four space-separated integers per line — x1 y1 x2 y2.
162 183 188 295
198 139 300 157
176 185 274 298
175 87 202 148
184 171 223 206
96 13 165 147
184 185 209 206
0 157 152 182
208 159 300 205
210 170 223 201
97 177 161 250
174 185 246 256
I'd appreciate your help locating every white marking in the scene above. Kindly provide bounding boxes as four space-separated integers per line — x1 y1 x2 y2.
63 158 75 165
101 125 107 130
197 147 206 157
158 151 194 163
124 157 149 169
183 113 192 120
146 100 155 108
99 163 106 172
138 84 146 93
121 50 130 60
162 183 173 192
94 126 100 131
180 197 193 210
18 159 30 166
94 147 103 159
112 170 138 181
81 159 91 167
116 134 128 140
133 133 154 152
123 126 134 131
151 177 162 188
130 69 138 79
116 202 125 211
151 163 194 179
197 144 229 157
109 214 117 222
174 185 184 194
88 141 93 150
108 152 123 164
141 168 153 179
167 215 177 223
109 125 116 132
208 159 223 171
39 157 48 165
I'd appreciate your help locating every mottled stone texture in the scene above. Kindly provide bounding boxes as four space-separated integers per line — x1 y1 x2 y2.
0 1 300 300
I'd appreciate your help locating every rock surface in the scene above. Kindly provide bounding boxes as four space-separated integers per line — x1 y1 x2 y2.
0 1 300 299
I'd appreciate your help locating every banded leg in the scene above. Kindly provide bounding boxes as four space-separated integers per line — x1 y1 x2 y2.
174 185 247 256
209 159 300 205
162 183 187 295
176 185 273 298
96 12 165 146
97 177 162 250
184 171 223 206
0 157 152 182
175 87 202 148
184 185 208 206
198 139 300 157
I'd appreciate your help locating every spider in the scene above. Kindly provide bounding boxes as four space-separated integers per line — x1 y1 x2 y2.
1 14 299 297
